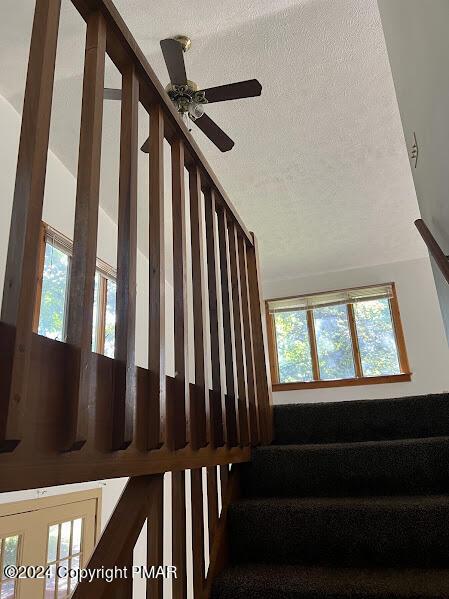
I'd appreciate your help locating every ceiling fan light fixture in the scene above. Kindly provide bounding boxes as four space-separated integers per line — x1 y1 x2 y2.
188 102 205 120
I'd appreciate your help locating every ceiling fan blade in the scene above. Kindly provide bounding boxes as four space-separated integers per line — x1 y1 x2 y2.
193 114 234 152
104 87 122 100
200 79 262 104
141 137 150 153
160 38 187 86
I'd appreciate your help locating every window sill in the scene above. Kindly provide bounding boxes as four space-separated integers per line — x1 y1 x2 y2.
272 373 412 392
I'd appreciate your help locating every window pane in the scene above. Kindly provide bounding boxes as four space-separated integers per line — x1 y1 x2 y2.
47 525 59 563
38 243 69 341
3 536 19 567
59 521 71 560
92 274 100 351
314 305 355 380
104 279 116 358
71 519 82 555
354 298 400 376
57 559 68 598
44 566 56 599
1 579 16 599
274 311 313 383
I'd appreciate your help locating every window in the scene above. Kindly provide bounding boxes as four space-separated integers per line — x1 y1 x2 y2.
266 283 411 390
34 223 117 357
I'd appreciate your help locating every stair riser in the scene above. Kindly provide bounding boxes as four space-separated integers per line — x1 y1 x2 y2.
229 500 449 568
274 394 449 445
243 439 449 497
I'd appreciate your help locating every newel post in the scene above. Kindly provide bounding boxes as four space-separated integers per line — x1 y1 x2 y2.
246 233 273 444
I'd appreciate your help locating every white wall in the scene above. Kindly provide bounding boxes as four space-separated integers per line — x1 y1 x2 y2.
264 257 449 405
377 0 449 345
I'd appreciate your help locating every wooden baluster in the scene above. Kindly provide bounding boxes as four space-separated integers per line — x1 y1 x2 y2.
246 234 273 444
238 236 260 446
191 468 205 597
219 464 229 506
228 223 250 447
172 470 187 598
206 466 219 549
216 205 239 448
203 189 225 448
147 104 166 450
106 554 133 599
188 166 208 449
64 11 106 451
0 0 61 451
147 474 164 599
170 139 189 450
112 64 138 450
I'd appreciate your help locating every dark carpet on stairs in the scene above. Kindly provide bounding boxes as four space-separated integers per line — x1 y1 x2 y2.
212 393 449 599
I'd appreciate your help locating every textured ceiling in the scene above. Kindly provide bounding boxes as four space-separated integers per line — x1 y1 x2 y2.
0 0 424 281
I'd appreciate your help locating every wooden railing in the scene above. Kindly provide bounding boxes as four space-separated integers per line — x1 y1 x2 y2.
415 218 449 285
0 0 272 596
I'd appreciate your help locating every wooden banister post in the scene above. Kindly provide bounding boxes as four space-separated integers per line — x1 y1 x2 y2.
246 233 273 445
228 224 250 447
0 0 62 452
147 474 164 599
147 104 166 450
204 189 225 448
238 236 260 446
112 63 139 451
189 166 208 449
65 10 107 452
191 468 205 597
172 470 187 598
216 205 239 448
170 138 189 450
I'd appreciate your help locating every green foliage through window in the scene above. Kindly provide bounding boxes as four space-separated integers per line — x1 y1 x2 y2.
314 304 355 380
37 239 116 357
274 311 313 383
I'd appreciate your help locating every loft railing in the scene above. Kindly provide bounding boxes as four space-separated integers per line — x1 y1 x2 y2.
415 218 449 284
0 0 272 595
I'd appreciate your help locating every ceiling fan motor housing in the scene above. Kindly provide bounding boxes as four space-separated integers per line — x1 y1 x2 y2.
165 81 208 119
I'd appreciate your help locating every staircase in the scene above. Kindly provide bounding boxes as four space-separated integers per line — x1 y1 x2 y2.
212 393 449 598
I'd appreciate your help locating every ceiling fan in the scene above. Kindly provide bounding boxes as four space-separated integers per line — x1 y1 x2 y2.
104 35 262 153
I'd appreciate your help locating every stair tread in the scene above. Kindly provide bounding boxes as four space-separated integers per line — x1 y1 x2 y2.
212 564 449 599
232 494 449 509
273 393 449 444
243 435 449 498
228 494 449 568
266 434 449 451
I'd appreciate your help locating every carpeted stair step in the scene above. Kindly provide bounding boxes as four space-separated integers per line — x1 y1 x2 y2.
211 564 449 599
228 496 449 568
274 393 449 445
242 436 449 497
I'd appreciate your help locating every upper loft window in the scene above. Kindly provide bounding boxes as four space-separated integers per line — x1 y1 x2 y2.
266 283 411 390
33 223 117 358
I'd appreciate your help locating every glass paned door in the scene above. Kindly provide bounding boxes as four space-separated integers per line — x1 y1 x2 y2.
0 493 99 599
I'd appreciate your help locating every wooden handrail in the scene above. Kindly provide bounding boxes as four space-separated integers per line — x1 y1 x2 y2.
415 219 449 285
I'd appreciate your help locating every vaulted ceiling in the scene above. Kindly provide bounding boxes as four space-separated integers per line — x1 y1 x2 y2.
0 0 424 281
